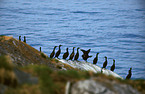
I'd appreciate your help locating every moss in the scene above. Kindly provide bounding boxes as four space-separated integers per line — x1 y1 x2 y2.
0 36 5 41
0 55 17 87
40 53 47 58
0 55 14 71
56 65 62 69
0 35 5 37
2 64 145 94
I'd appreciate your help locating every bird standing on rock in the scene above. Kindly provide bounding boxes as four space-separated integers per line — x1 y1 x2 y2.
55 45 62 58
82 54 92 62
23 36 26 43
63 48 69 59
19 36 21 41
110 59 115 71
102 56 108 69
81 49 92 62
93 53 99 64
69 47 75 60
126 67 132 79
74 47 80 61
40 47 41 52
50 46 57 58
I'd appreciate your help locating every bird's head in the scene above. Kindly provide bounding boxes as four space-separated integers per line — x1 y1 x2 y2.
59 45 62 47
113 59 115 62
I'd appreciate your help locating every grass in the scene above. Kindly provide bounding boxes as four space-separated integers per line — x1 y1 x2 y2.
40 52 47 58
1 63 144 94
0 55 17 87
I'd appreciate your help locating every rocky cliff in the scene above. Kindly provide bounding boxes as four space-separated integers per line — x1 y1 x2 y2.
0 36 144 94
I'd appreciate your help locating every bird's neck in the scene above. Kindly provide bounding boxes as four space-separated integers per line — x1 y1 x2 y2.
73 48 75 52
77 49 79 52
53 47 56 51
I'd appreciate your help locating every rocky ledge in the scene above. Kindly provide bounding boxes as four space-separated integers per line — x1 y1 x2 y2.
0 36 145 94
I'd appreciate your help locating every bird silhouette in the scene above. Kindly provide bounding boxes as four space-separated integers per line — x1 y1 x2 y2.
50 46 57 58
81 49 92 62
63 48 69 59
74 47 80 61
19 36 21 41
69 47 75 60
93 53 99 64
102 56 108 69
82 54 92 62
40 47 41 52
23 36 26 43
55 45 62 58
126 67 132 79
110 59 115 71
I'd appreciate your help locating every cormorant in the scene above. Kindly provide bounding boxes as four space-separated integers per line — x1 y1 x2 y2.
74 47 80 61
23 36 26 43
55 45 62 58
19 36 21 41
50 46 57 58
126 67 132 79
81 49 92 62
82 54 92 62
102 56 108 68
40 47 41 52
110 59 115 71
93 53 99 64
69 47 75 60
63 48 69 59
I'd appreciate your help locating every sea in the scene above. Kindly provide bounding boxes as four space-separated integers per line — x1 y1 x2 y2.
0 0 145 79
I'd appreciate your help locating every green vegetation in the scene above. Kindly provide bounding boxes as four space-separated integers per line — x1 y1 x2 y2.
0 55 17 87
0 35 5 41
0 35 5 37
0 61 144 94
0 55 13 70
40 53 47 58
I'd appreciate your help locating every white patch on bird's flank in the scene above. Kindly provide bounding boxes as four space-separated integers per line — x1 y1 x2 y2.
57 59 123 79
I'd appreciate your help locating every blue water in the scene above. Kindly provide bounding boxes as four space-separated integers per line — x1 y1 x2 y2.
0 0 145 79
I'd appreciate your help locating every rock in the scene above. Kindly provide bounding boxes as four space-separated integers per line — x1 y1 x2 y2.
0 84 7 94
71 79 140 94
0 36 59 70
14 68 38 85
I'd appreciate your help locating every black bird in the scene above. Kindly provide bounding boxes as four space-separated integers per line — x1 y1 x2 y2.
74 47 80 61
81 49 91 54
81 49 92 62
50 46 57 58
55 45 62 58
63 48 69 59
23 36 26 43
93 53 99 64
102 56 108 68
19 36 21 41
82 54 92 62
110 59 115 71
126 67 132 79
40 47 41 52
69 47 75 60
